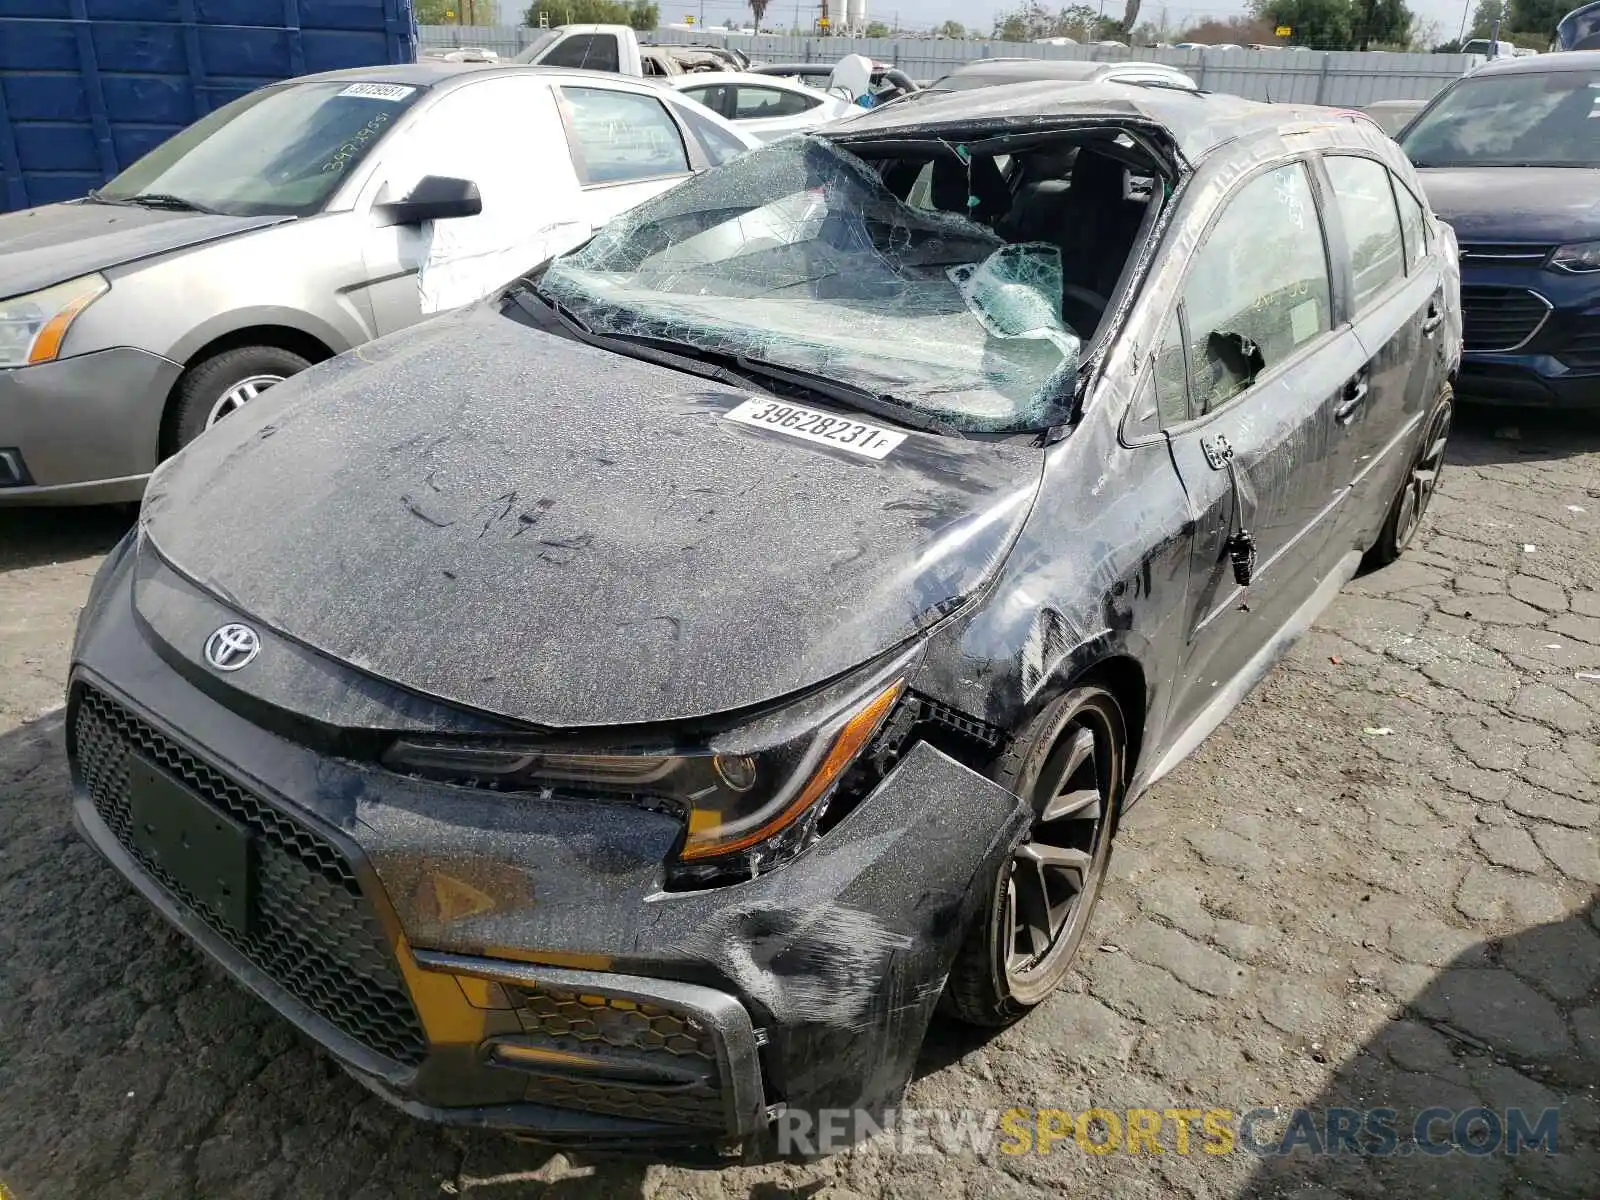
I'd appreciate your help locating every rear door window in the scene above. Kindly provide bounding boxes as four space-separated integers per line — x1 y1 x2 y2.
560 86 691 184
681 84 731 117
540 34 621 72
1392 176 1429 272
1323 155 1406 309
731 85 819 119
1179 161 1334 418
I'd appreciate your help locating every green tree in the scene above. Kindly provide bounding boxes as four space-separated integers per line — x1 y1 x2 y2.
1250 0 1358 47
1507 0 1568 36
525 0 657 28
1055 2 1099 37
938 19 967 36
994 3 1049 39
1467 0 1508 34
749 0 769 29
418 0 495 22
865 20 891 35
1357 0 1413 48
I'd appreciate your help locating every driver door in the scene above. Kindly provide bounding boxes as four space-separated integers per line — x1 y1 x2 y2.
1157 159 1368 744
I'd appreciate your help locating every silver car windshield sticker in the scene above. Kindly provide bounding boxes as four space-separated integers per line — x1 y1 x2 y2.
338 83 416 101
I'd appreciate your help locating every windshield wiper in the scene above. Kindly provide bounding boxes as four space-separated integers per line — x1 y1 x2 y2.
730 354 966 438
514 284 763 393
89 191 222 214
518 284 963 438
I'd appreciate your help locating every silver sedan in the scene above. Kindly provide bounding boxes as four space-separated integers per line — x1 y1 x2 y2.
0 62 753 505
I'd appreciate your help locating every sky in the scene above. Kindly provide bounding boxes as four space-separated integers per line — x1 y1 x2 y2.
654 0 1474 45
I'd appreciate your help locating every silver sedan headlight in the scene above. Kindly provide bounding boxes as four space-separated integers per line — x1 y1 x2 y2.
0 273 109 368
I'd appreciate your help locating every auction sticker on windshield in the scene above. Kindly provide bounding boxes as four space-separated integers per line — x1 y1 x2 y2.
723 398 907 459
338 83 416 101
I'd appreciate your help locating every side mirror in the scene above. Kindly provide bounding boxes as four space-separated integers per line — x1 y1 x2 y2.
375 175 482 226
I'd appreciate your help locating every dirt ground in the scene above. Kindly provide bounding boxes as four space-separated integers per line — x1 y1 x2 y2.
1 409 1597 1199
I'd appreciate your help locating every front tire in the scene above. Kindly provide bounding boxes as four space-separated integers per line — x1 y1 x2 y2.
166 345 311 454
1367 387 1452 568
942 684 1125 1027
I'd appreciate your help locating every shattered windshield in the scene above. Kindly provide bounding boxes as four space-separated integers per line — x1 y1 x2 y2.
539 137 1082 433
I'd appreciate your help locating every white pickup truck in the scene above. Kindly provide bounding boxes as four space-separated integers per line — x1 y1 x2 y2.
510 25 652 75
509 26 756 78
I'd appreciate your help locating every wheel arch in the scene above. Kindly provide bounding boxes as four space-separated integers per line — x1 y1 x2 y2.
158 316 346 455
1070 653 1148 800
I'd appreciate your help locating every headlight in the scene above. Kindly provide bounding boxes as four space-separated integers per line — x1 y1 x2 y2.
0 274 109 368
1549 241 1600 274
383 669 908 877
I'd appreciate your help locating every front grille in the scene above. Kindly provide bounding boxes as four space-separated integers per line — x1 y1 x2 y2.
1458 242 1555 267
502 983 725 1127
72 686 428 1066
1461 285 1551 352
1557 324 1600 371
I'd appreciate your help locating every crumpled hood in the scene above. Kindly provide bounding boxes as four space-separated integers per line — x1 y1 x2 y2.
141 305 1044 728
1416 167 1600 244
0 201 290 297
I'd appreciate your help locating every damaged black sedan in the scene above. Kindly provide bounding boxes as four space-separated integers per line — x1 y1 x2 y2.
68 84 1461 1156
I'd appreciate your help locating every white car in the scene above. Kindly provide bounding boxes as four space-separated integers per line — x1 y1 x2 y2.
668 72 856 142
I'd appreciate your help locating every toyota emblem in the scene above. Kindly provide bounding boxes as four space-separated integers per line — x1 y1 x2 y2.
204 623 261 672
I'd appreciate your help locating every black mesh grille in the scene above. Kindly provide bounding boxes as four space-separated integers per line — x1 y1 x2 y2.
506 984 724 1127
72 686 428 1066
1461 286 1550 352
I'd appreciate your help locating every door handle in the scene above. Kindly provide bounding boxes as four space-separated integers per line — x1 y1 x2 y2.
1422 303 1443 336
1335 375 1370 425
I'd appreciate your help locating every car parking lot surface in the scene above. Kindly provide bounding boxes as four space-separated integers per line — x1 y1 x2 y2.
1 409 1597 1200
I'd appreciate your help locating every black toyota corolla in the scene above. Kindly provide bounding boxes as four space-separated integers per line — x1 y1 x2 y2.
68 84 1461 1157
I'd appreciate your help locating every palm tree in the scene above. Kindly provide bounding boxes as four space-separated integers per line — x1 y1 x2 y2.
749 0 768 30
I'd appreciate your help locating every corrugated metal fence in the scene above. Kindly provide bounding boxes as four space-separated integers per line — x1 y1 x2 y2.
417 25 1477 106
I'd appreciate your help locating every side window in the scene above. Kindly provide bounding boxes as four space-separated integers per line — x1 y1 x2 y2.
732 85 818 119
1182 161 1333 418
1152 312 1190 428
541 34 621 73
560 86 691 184
681 85 728 116
1323 155 1406 309
1393 175 1429 272
671 101 749 167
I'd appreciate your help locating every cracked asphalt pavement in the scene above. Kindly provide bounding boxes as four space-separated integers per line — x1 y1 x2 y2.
1 410 1597 1199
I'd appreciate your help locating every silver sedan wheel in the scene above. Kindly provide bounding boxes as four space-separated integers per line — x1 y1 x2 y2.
205 374 284 428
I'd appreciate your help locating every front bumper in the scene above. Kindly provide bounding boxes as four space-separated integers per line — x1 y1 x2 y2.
0 346 180 505
66 548 1028 1153
1454 272 1600 408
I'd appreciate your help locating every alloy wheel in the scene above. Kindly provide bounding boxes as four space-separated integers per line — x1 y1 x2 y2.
1003 712 1113 987
1394 402 1452 549
205 374 284 428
